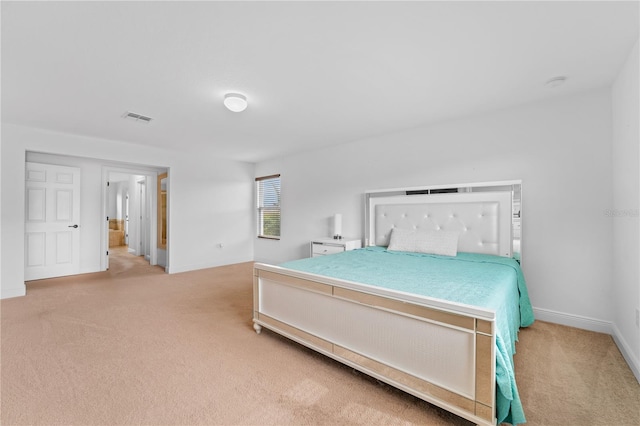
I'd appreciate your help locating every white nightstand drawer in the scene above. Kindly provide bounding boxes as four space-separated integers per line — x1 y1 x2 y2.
310 238 362 257
312 243 345 256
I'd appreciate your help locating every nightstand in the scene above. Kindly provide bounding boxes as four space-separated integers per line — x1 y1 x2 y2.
310 238 362 258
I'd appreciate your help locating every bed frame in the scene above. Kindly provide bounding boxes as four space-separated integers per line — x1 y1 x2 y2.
253 185 519 425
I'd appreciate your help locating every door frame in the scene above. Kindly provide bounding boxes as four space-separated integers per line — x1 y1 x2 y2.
101 166 165 271
136 177 149 260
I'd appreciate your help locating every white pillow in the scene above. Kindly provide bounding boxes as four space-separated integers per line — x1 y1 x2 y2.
387 228 418 252
387 228 459 257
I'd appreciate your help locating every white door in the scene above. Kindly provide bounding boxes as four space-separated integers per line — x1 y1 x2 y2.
138 180 147 258
25 162 81 281
124 192 129 246
105 179 110 270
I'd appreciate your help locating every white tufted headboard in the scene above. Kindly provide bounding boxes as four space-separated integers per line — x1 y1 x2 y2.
366 191 513 258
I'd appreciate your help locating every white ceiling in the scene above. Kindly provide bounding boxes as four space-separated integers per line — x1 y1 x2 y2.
2 1 638 163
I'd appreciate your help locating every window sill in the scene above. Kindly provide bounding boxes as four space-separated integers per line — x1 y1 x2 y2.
258 236 280 240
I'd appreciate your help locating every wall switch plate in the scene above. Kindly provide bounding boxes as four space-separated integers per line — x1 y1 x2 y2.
636 308 640 327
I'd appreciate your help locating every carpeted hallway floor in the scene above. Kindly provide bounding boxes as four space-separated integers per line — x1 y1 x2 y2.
1 250 639 425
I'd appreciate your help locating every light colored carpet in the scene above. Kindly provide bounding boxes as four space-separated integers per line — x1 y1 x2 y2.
1 249 639 425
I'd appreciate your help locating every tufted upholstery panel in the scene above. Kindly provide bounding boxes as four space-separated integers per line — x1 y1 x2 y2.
375 202 500 255
367 191 513 256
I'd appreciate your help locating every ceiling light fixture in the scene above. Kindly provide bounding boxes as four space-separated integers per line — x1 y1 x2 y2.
545 76 567 88
224 93 248 112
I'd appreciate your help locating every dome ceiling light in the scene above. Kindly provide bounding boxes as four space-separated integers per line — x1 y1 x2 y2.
224 93 248 112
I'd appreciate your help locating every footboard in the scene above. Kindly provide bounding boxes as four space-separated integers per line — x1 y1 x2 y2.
253 263 497 425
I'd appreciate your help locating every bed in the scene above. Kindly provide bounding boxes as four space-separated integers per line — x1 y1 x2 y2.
253 182 533 425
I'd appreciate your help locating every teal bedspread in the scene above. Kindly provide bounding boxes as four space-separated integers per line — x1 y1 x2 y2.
281 246 534 425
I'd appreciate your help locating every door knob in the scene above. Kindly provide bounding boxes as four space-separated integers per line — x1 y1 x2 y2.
68 224 79 228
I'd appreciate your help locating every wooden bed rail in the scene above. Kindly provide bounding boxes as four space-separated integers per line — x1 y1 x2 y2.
253 263 497 425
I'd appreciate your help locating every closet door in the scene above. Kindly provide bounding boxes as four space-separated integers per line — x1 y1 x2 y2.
25 162 81 281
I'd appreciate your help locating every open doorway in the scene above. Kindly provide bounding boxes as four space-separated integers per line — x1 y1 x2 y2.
157 173 168 268
104 167 168 272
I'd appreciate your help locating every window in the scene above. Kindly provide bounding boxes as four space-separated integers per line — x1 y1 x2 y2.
256 174 281 239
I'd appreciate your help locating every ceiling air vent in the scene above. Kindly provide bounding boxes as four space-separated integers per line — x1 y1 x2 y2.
122 111 153 123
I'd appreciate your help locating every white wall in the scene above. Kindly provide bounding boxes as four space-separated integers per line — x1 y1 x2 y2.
611 38 640 380
107 182 118 219
255 88 615 331
1 124 255 298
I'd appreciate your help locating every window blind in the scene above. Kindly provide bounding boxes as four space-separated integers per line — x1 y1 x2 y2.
256 174 281 239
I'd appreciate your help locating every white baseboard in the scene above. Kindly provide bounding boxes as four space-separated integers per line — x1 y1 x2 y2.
533 306 639 384
533 306 612 334
0 285 26 299
611 323 640 383
168 256 254 274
